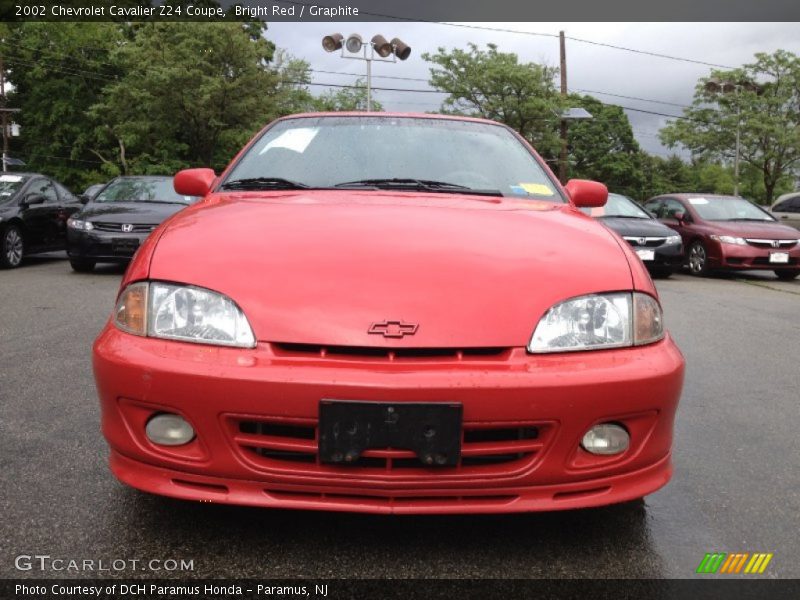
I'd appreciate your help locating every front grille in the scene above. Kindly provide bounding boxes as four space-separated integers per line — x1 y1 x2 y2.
745 238 798 249
271 343 509 361
227 415 556 476
91 222 158 233
623 237 667 248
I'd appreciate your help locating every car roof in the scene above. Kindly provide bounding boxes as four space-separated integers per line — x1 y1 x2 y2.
109 175 173 181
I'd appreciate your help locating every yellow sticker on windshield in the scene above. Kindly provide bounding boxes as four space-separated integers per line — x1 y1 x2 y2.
520 183 554 196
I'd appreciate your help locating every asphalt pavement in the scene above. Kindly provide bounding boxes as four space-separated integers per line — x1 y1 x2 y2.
1 254 798 579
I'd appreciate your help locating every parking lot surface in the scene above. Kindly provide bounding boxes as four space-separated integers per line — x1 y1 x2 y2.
1 254 799 579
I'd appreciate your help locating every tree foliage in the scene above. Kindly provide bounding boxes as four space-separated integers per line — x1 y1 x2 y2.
4 20 310 188
312 79 382 112
423 43 562 158
566 94 645 198
660 49 800 203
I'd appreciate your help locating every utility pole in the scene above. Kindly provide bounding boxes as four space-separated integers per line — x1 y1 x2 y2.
558 31 568 184
1 54 7 172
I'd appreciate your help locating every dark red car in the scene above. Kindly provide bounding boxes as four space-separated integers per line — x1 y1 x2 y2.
644 194 800 280
93 113 684 514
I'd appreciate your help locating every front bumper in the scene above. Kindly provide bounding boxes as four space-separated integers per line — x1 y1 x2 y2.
67 229 150 263
627 242 683 270
712 241 800 270
93 326 685 514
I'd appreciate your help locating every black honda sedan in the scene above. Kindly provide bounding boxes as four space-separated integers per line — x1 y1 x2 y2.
66 176 199 272
0 172 83 268
582 193 684 277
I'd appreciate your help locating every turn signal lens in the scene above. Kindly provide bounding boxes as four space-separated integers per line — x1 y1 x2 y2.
633 293 664 345
114 282 148 336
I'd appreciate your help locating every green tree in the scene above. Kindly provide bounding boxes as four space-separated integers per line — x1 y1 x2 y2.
567 94 645 197
423 43 562 158
660 49 800 204
312 79 382 112
4 22 126 188
91 22 291 174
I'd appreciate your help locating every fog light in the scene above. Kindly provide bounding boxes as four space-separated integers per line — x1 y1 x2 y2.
145 413 195 446
581 423 629 455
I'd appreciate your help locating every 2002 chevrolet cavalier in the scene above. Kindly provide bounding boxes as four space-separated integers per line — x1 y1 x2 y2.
93 113 684 514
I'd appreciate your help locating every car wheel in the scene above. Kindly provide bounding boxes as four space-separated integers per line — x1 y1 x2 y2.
687 241 710 276
774 269 800 281
70 258 96 273
0 224 24 269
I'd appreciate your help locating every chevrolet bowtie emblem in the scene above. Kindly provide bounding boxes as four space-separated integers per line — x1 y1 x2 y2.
368 320 419 338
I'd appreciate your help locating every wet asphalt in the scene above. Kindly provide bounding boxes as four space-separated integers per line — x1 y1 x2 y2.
1 254 798 580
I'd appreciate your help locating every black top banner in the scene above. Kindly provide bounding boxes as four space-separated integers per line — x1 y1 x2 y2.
2 0 800 22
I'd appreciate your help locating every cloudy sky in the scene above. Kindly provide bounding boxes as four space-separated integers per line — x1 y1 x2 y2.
267 22 800 157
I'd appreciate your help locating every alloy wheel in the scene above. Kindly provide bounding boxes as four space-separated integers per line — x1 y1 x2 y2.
4 228 23 267
688 243 706 275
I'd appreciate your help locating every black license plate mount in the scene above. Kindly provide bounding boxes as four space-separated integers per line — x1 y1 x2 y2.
111 238 140 255
319 400 462 467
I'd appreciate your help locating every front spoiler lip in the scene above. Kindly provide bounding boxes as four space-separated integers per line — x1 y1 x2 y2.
110 449 672 514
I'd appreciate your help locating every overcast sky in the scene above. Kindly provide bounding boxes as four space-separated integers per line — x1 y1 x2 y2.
266 22 800 157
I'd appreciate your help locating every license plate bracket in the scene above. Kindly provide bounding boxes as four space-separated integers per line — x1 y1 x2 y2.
319 400 462 467
112 238 140 256
769 252 789 264
636 249 655 262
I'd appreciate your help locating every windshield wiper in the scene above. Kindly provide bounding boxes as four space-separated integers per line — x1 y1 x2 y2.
220 177 309 191
334 178 502 197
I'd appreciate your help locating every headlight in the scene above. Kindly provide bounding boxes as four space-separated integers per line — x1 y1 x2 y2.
67 217 93 231
710 235 746 245
528 292 663 353
114 281 256 348
666 235 681 245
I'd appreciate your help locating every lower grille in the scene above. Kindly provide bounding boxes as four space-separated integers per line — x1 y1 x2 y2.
752 257 798 266
227 415 555 476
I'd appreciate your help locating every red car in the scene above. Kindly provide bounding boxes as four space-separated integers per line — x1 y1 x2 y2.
644 194 800 279
93 113 684 514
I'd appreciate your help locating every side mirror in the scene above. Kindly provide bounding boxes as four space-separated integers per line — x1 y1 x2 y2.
565 179 608 208
174 168 216 197
78 194 91 205
21 193 45 206
673 211 686 224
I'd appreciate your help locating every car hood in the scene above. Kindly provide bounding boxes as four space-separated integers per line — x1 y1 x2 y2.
79 202 188 224
148 191 634 348
710 220 800 239
600 217 675 238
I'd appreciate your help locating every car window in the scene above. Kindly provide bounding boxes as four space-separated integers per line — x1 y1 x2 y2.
0 174 28 204
225 116 565 201
28 179 59 204
687 196 773 221
580 193 651 218
643 199 661 214
660 199 685 220
54 182 76 203
94 178 197 205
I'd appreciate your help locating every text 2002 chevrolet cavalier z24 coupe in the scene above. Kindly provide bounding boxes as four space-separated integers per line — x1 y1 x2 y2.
93 113 684 514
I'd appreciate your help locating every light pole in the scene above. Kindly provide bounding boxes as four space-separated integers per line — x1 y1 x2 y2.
322 33 411 111
705 78 762 197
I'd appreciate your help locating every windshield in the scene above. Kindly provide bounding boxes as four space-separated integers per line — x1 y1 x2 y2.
0 174 28 203
688 196 774 221
224 116 564 201
580 193 650 218
94 178 197 205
